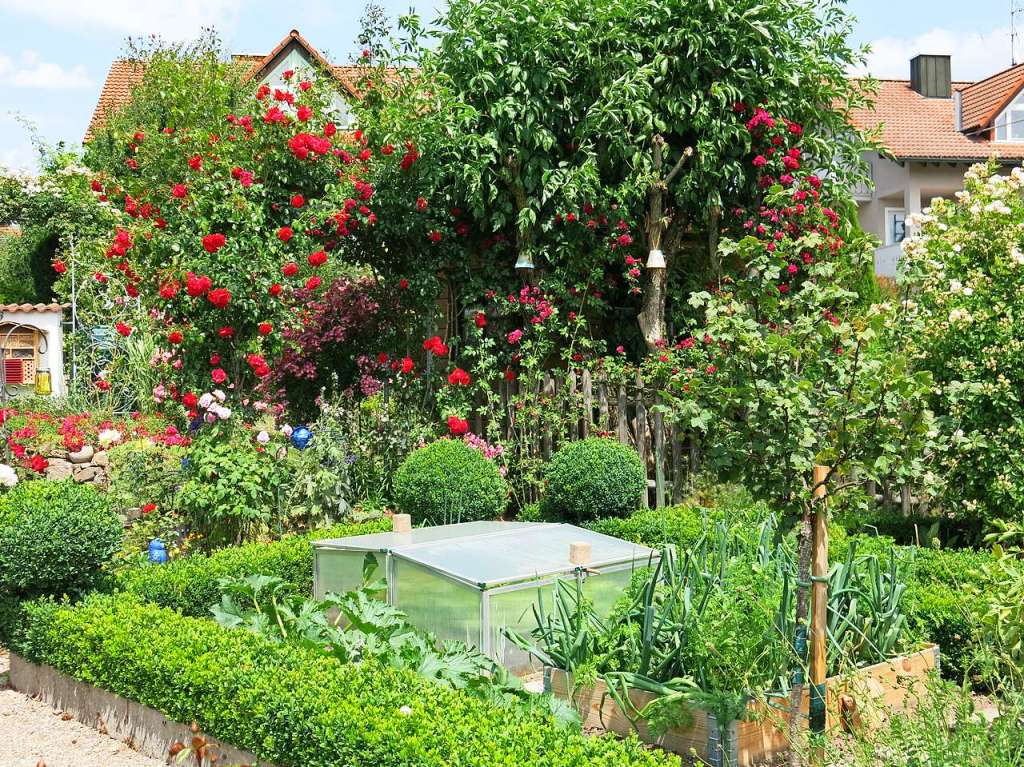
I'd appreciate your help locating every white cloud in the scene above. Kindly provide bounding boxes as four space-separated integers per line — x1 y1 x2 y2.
852 27 1016 81
0 0 243 40
0 51 93 89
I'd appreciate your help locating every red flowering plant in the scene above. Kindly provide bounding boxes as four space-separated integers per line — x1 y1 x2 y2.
64 60 430 419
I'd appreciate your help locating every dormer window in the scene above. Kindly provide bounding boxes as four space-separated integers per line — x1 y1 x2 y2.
994 89 1024 141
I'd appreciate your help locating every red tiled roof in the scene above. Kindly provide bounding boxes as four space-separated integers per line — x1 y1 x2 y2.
849 78 1024 161
960 64 1024 130
85 30 403 142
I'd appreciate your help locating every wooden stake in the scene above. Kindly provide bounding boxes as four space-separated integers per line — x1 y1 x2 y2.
810 465 830 738
569 541 592 566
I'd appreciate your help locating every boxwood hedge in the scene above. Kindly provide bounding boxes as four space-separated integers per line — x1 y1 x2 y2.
16 596 676 767
115 519 390 616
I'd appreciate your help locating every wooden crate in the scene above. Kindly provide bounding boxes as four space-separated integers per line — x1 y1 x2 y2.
545 644 939 767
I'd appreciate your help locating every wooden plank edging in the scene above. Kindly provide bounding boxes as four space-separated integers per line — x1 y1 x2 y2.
545 644 939 767
8 652 273 767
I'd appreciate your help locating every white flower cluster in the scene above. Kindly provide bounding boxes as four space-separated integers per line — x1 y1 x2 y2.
198 389 232 422
97 428 122 447
0 463 18 488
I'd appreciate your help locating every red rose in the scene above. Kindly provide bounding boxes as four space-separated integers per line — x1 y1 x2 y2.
209 353 221 365
269 283 283 296
398 278 409 290
291 194 305 208
211 368 227 384
305 275 322 290
382 144 394 155
207 288 231 308
277 226 293 242
377 352 389 364
447 368 471 386
447 416 469 436
159 281 179 299
297 105 313 121
258 322 273 336
427 230 442 243
142 503 157 514
474 312 487 328
307 250 327 267
126 284 140 297
504 367 516 381
29 454 48 473
115 322 132 337
53 260 67 274
324 122 336 137
401 356 414 374
202 233 227 253
168 330 183 345
282 262 299 277
415 196 428 212
188 155 202 170
182 392 198 408
299 80 312 91
186 272 211 297
90 179 103 192
218 326 235 338
171 183 187 198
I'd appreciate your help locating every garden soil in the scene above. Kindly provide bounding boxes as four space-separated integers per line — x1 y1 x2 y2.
0 649 165 767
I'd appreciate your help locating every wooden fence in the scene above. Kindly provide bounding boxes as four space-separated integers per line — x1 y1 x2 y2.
466 370 926 514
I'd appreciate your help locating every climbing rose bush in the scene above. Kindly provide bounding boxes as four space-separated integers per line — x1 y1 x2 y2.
66 67 424 416
902 161 1024 530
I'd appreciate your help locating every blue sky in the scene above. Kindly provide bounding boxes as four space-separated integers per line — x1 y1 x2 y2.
0 0 1016 172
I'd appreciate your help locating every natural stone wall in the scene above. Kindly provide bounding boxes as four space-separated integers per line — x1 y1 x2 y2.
42 444 110 487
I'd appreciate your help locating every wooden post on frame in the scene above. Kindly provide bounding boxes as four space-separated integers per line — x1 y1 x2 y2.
809 465 830 741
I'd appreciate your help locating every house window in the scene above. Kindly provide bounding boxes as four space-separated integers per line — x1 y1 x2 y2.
994 89 1024 141
885 208 906 246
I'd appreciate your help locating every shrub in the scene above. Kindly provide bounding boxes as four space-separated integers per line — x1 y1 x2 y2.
16 596 675 767
0 481 121 599
541 438 645 523
116 519 390 616
586 504 707 549
394 439 507 525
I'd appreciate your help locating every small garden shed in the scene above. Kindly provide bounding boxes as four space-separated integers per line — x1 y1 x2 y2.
314 521 657 671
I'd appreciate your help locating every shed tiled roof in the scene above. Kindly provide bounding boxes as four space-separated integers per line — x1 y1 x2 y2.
85 30 403 142
0 303 68 314
849 78 1024 162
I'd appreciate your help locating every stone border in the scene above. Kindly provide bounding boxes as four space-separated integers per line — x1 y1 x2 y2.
8 653 272 767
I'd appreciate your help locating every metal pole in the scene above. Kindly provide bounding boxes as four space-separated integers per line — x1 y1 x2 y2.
809 465 830 740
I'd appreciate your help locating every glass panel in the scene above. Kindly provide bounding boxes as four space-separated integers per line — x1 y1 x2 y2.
393 558 481 649
394 523 657 588
314 520 537 552
489 581 559 673
1011 109 1024 140
582 564 643 618
314 549 383 599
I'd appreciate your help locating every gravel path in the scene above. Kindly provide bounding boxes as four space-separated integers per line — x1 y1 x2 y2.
0 649 166 767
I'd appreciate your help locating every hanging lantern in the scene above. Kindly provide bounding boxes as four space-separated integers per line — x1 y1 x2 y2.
34 368 52 396
646 249 666 269
290 425 313 450
514 252 535 270
148 538 168 564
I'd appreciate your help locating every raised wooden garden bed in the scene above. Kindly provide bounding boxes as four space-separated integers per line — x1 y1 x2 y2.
545 643 939 767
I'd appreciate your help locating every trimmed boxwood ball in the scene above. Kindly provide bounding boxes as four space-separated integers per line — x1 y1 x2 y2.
0 480 122 599
394 439 508 525
542 438 645 522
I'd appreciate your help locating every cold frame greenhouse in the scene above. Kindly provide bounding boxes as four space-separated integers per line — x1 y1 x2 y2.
313 521 658 672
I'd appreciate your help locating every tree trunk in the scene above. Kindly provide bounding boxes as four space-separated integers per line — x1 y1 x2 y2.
640 136 667 353
788 506 814 767
639 267 667 351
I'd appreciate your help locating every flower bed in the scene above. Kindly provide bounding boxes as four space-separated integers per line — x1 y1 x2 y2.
546 645 940 767
13 595 676 767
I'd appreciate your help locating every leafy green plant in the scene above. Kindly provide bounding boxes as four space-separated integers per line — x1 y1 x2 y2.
541 438 645 523
974 522 1024 689
0 480 121 599
211 564 578 724
177 427 289 548
17 595 676 767
393 438 508 525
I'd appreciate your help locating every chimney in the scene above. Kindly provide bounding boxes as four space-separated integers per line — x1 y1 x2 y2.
910 54 952 98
